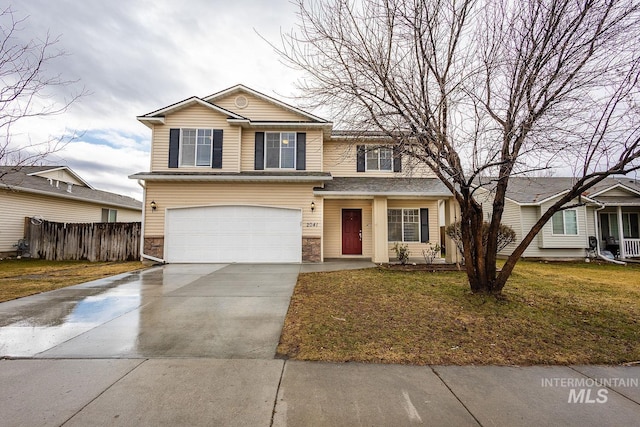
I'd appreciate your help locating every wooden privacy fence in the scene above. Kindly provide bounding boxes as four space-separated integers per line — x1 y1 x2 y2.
24 217 141 261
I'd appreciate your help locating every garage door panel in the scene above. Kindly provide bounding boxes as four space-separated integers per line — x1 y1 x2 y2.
165 206 302 263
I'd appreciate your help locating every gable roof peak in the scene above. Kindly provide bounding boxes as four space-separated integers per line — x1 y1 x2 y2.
204 84 329 123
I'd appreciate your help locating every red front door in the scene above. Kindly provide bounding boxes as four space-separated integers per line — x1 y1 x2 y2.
342 209 362 255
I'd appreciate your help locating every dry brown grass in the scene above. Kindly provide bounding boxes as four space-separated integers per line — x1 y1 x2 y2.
0 259 146 302
278 261 640 365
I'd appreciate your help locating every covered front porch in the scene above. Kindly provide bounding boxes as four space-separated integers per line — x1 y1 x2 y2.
314 177 459 263
596 205 640 259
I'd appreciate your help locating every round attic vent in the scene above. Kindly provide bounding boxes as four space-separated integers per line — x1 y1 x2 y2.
235 95 248 109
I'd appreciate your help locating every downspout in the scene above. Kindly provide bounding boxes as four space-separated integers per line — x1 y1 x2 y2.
137 179 166 264
594 203 626 265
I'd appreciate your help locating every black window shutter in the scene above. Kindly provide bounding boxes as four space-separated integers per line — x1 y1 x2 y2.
296 132 306 170
356 145 365 172
168 128 180 168
393 146 402 172
420 208 429 242
255 132 265 170
212 129 223 169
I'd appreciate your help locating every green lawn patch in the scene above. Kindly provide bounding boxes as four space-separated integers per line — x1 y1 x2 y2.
0 259 146 303
278 261 640 365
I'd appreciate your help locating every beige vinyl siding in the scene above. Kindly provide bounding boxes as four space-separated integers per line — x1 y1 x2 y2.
143 181 322 238
32 170 86 186
521 205 587 258
150 104 240 173
240 129 323 172
386 200 440 260
597 188 637 197
0 190 141 253
323 140 435 178
473 188 523 256
213 92 313 122
539 199 588 248
323 199 373 258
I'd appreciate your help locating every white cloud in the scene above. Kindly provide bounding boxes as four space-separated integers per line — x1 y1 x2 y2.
5 0 307 198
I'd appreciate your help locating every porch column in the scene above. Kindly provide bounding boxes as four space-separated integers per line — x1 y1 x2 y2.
617 205 626 258
444 198 461 264
372 196 389 263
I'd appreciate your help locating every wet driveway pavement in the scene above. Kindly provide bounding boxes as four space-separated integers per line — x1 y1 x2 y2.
0 263 300 359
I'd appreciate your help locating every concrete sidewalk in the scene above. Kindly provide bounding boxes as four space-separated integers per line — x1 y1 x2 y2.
0 359 638 426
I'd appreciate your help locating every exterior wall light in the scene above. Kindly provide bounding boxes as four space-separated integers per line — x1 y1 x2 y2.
311 201 315 212
150 200 157 211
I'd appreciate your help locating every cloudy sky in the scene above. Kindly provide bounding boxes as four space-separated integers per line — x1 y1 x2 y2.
7 0 307 200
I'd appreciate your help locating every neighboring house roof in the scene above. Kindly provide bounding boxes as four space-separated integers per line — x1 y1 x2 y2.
129 171 333 183
476 176 640 205
0 166 142 210
314 177 452 197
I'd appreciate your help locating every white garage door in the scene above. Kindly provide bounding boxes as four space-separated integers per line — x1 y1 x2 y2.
164 205 302 263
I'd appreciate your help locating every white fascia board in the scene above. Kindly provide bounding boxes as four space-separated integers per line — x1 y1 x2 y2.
27 166 95 190
138 97 246 121
314 191 452 198
590 182 640 197
129 174 332 183
204 84 329 123
248 122 333 128
137 116 166 127
0 183 141 211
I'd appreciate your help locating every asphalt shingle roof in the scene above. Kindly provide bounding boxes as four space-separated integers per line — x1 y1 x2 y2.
314 177 452 196
477 176 640 204
0 166 142 210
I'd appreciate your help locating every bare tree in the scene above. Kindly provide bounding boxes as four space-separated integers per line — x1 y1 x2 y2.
277 0 640 294
0 6 83 178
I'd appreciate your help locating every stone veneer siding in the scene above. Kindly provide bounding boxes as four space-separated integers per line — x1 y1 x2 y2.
144 236 164 259
302 237 321 262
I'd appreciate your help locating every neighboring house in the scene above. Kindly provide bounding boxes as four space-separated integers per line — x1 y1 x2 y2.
0 166 142 256
474 177 640 260
130 84 458 264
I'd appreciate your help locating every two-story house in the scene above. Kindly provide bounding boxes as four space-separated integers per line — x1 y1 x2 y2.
130 85 457 264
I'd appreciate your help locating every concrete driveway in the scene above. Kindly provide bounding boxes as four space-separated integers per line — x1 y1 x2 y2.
0 263 300 359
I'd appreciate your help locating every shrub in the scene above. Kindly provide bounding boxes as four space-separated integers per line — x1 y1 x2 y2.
392 242 410 264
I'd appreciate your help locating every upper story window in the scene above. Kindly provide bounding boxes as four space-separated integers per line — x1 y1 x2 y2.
180 128 212 167
168 128 222 169
357 145 400 173
366 147 393 171
552 209 578 235
265 132 296 169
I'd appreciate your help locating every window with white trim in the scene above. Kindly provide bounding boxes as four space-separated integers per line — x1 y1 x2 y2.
180 128 212 167
366 147 393 171
388 208 420 242
265 132 296 169
551 209 578 235
101 208 117 223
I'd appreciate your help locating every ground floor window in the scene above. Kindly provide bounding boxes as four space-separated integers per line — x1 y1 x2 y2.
388 208 420 242
101 208 117 223
551 209 577 235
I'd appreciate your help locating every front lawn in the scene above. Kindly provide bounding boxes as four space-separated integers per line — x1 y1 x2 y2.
278 261 640 365
0 259 146 303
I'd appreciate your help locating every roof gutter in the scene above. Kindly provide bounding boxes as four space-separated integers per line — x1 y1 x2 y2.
0 183 142 211
129 174 332 183
137 179 166 264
